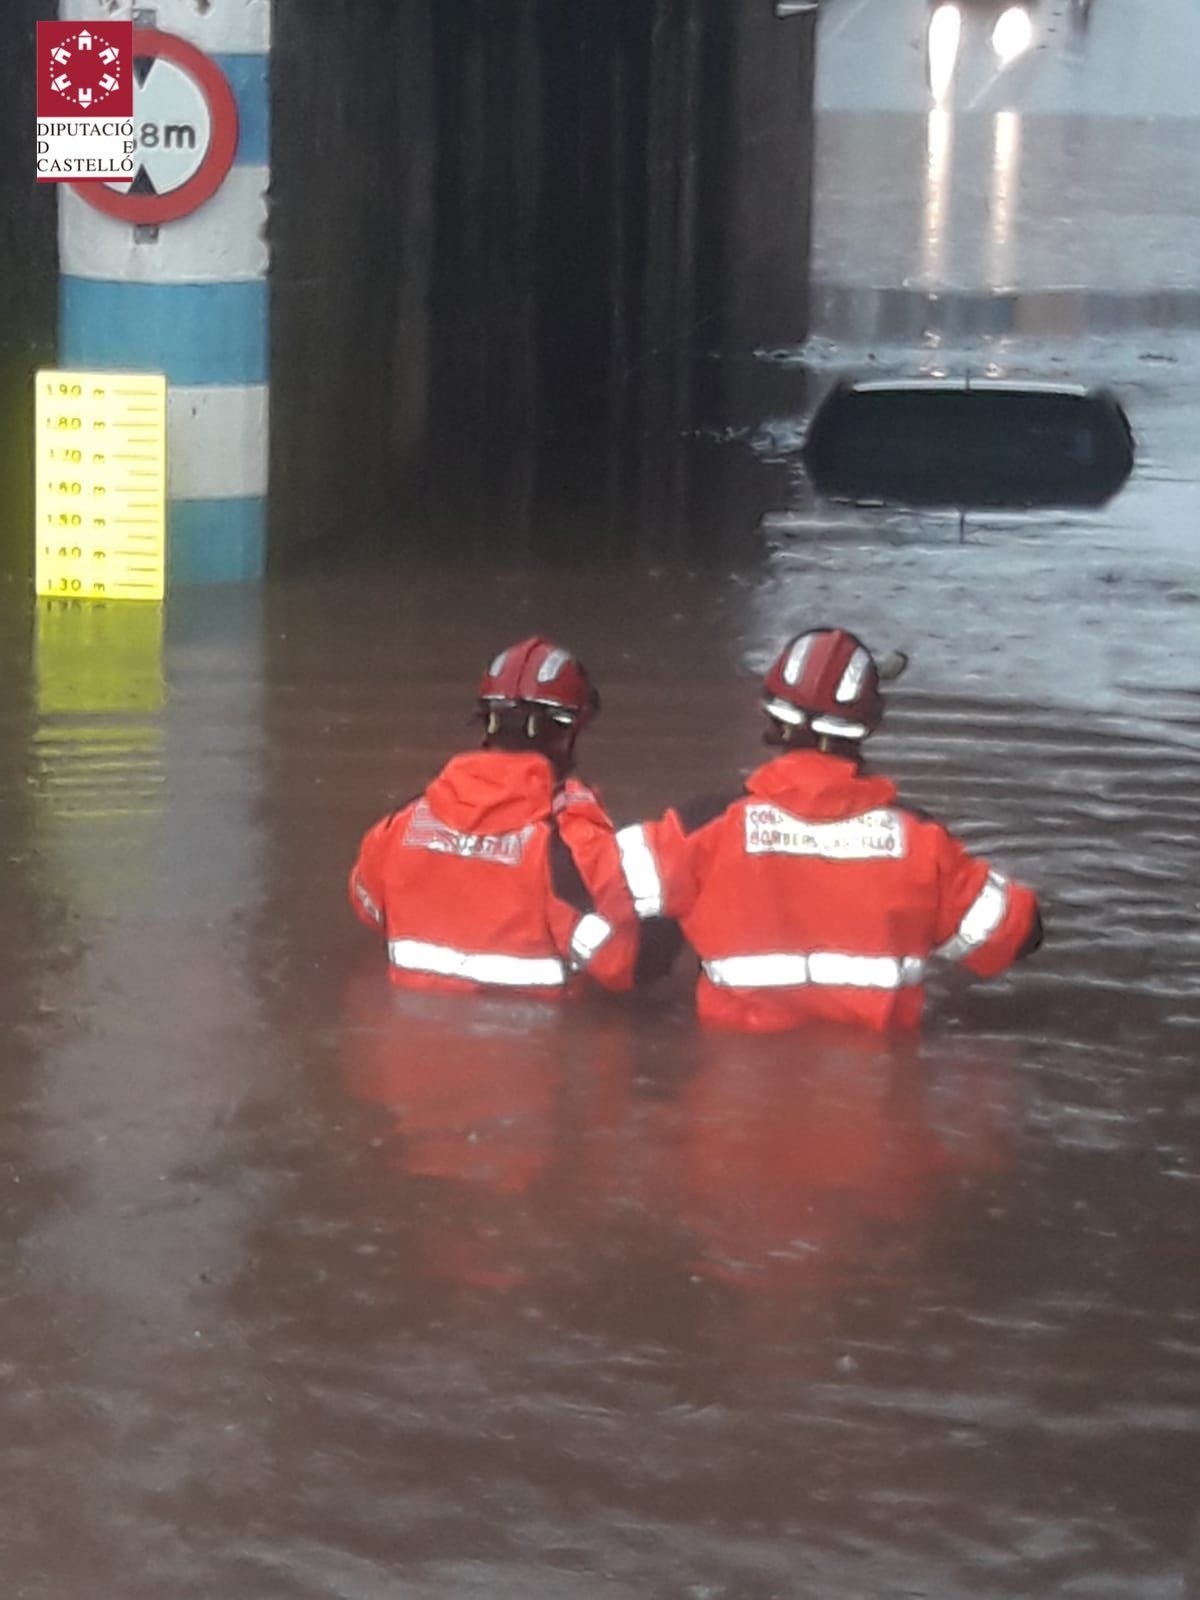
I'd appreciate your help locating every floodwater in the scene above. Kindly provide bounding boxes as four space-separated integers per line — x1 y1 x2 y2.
2 359 1199 1596
3 1 1200 1590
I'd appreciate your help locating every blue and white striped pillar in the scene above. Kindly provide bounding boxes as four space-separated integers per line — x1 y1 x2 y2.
58 0 270 584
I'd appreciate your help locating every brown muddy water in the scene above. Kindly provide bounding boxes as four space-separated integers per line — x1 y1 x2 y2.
1 385 1199 1596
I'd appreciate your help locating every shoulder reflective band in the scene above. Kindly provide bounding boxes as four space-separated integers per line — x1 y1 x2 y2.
388 938 566 988
568 912 614 972
616 824 664 917
703 952 927 990
354 876 383 926
935 872 1010 962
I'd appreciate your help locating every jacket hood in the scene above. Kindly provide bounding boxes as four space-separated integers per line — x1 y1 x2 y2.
745 750 897 821
424 750 558 834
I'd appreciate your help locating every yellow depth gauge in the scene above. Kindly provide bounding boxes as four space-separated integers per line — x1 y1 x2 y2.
35 370 167 602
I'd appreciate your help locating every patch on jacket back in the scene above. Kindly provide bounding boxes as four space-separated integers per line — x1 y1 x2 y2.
403 801 531 866
552 783 598 814
744 804 906 860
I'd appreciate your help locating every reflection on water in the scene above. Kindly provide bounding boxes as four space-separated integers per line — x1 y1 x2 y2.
988 109 1021 292
1 525 1198 1595
32 600 166 916
340 981 632 1294
669 1031 1016 1296
921 107 954 292
3 591 285 1599
35 600 165 720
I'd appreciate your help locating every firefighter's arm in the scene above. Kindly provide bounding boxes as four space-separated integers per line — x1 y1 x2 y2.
618 800 750 985
552 788 655 990
562 905 642 992
563 816 683 986
932 828 1042 978
614 808 700 924
545 825 639 992
615 787 740 925
348 813 399 933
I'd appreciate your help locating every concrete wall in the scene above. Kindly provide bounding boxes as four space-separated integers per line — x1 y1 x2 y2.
271 0 816 562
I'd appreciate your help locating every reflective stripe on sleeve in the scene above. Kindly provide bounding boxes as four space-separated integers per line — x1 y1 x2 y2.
703 951 927 990
388 938 566 988
935 872 1010 962
568 912 614 971
354 877 384 926
616 824 664 918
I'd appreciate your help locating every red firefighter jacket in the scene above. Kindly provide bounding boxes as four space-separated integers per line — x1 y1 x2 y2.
350 750 640 996
617 749 1041 1032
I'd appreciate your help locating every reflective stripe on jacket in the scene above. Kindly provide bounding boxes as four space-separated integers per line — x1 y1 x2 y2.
350 751 638 995
617 749 1040 1032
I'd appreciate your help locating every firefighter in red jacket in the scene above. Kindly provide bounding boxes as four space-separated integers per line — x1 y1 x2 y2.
616 627 1043 1032
350 637 642 996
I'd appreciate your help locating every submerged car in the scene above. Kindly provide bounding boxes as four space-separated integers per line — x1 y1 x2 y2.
802 377 1135 510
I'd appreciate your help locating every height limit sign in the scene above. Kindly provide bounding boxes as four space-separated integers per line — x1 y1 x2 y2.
37 24 238 223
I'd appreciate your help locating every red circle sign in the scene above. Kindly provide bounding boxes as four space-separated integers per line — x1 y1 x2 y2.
72 28 239 224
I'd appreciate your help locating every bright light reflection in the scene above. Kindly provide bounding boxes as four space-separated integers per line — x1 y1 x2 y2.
988 110 1021 289
992 6 1034 65
921 107 953 287
927 4 962 104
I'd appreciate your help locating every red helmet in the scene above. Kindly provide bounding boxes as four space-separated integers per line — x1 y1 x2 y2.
478 636 600 728
762 628 906 741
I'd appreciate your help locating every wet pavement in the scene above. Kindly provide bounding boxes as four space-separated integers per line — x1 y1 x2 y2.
3 1 1200 1595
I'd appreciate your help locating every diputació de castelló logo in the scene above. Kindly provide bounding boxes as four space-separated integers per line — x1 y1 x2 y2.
36 21 135 182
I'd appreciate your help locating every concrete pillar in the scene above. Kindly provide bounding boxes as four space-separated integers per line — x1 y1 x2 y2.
58 0 270 584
